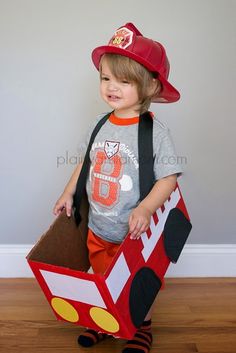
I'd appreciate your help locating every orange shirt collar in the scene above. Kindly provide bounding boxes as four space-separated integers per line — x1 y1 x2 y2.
109 113 139 126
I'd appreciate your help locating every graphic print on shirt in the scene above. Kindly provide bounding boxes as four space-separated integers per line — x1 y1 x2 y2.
90 140 138 212
104 141 120 159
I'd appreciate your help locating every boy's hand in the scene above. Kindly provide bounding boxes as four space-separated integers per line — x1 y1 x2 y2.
129 205 152 240
53 191 73 217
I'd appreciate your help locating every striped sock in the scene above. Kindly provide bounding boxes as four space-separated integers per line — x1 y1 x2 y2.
77 329 108 347
122 320 152 353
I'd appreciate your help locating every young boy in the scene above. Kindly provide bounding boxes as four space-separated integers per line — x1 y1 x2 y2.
54 22 182 353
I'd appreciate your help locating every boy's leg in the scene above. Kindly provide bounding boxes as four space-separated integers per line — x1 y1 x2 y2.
78 329 108 347
122 302 155 353
78 229 120 347
122 279 165 352
122 319 153 353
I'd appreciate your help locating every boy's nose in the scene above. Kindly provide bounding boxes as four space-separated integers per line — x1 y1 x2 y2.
108 81 118 91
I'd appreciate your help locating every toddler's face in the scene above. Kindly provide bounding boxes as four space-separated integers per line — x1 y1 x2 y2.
99 58 140 118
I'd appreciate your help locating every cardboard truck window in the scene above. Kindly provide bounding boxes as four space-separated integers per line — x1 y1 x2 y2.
27 184 192 339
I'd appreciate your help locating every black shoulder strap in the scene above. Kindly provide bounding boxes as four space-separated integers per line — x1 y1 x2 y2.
73 111 154 225
138 111 155 200
73 112 111 224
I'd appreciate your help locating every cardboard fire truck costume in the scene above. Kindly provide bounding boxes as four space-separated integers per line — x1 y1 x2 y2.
27 22 192 340
27 186 191 340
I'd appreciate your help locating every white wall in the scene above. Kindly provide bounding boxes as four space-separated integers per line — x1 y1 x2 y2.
0 0 235 246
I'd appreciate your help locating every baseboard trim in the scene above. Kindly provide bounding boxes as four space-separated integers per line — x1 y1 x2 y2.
0 244 236 278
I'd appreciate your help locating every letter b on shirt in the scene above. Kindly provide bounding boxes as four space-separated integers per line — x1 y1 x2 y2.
91 150 123 208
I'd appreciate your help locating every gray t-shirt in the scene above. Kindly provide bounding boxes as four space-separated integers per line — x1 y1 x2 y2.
82 113 182 243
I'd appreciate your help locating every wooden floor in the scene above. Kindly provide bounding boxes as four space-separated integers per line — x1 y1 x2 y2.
0 278 235 353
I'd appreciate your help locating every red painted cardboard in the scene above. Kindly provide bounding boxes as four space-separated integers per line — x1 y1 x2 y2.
27 184 191 339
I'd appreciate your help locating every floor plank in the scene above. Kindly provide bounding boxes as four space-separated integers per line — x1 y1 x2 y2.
0 278 235 353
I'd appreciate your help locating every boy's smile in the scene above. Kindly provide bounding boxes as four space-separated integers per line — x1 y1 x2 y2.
100 58 140 118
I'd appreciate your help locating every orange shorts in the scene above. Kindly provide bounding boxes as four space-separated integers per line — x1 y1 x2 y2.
87 228 121 274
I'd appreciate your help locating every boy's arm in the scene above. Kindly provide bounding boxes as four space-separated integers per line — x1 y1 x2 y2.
139 174 177 215
53 162 83 217
129 174 177 239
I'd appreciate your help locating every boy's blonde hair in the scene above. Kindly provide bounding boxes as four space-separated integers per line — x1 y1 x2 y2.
99 53 162 114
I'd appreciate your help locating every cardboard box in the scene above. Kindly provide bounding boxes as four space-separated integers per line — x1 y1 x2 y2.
27 184 192 339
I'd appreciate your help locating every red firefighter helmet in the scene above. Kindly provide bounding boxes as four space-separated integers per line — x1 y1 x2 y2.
92 22 180 103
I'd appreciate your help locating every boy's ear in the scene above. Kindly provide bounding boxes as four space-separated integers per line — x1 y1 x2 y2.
150 78 161 97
